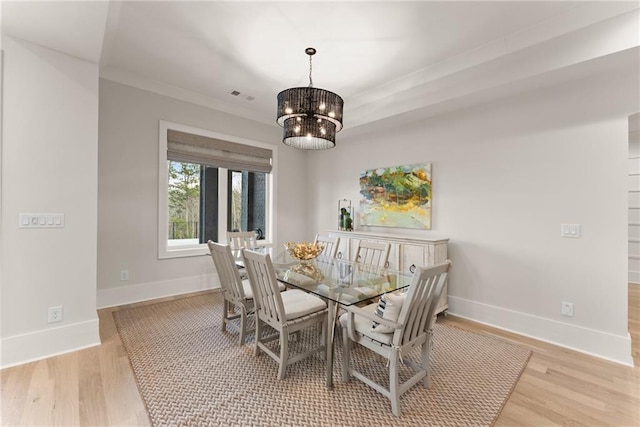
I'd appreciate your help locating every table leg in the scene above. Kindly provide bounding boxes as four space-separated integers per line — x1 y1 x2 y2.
326 300 339 388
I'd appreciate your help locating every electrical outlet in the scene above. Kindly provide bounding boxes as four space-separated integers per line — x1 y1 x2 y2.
48 306 63 323
561 301 574 317
560 224 581 238
120 270 129 281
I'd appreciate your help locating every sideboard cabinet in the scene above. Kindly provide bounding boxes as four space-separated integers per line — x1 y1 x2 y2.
327 230 450 315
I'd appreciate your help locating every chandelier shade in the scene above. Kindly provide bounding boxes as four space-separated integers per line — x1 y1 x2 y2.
282 116 337 150
276 48 344 150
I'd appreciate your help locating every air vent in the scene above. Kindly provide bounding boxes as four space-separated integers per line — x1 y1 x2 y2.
230 90 255 101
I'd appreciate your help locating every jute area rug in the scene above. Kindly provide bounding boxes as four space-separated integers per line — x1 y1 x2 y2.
113 292 531 427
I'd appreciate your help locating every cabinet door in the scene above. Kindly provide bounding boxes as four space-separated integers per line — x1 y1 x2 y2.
402 244 426 275
431 242 448 264
334 236 350 260
436 282 448 314
385 242 400 270
348 237 360 261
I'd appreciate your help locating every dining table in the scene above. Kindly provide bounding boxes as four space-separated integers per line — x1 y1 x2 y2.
244 247 414 388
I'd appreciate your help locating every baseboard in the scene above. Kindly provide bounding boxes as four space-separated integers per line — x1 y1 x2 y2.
97 273 220 309
1 318 100 369
448 295 634 367
628 270 640 283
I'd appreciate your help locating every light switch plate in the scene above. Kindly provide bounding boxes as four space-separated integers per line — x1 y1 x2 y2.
19 213 64 228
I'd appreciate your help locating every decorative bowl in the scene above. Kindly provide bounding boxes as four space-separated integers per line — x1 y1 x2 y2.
285 241 325 261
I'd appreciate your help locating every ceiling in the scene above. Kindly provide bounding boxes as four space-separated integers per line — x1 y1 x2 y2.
2 1 639 132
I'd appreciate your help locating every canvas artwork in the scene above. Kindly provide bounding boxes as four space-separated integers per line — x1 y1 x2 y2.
359 163 432 229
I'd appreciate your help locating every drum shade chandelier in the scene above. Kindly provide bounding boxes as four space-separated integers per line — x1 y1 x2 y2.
276 48 344 150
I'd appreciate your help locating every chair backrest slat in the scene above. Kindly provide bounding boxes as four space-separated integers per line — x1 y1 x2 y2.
208 241 246 301
354 240 391 268
314 234 340 258
242 249 286 324
394 261 451 347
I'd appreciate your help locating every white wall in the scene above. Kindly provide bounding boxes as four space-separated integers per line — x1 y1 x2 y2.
307 68 639 365
97 79 308 307
1 37 100 368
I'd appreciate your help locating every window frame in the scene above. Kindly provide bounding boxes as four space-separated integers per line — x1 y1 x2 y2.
158 120 276 259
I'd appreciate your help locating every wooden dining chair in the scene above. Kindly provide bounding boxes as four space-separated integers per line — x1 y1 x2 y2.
208 241 285 345
227 231 260 278
339 260 451 417
354 239 391 268
314 234 340 258
242 248 329 380
207 241 255 345
227 231 259 255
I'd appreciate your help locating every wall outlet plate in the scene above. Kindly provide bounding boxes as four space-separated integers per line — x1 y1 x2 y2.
48 306 63 323
561 301 574 317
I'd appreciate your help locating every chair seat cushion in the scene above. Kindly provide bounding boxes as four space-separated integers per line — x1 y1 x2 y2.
241 279 284 299
281 289 327 320
339 303 394 345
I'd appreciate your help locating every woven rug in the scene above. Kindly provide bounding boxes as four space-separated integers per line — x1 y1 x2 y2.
113 292 531 427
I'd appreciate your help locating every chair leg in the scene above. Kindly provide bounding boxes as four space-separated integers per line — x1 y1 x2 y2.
238 305 246 345
423 331 432 388
221 298 228 333
389 349 401 417
254 317 261 357
342 326 351 382
279 327 289 380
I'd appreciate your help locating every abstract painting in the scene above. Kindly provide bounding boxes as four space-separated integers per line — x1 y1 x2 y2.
359 163 432 229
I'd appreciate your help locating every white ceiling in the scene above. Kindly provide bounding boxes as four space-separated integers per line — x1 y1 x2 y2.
2 1 639 131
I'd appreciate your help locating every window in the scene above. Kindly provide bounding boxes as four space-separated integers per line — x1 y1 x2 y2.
159 121 275 258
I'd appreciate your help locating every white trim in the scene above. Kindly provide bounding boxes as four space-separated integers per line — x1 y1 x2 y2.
157 120 277 259
629 271 640 283
447 296 634 367
1 319 100 369
218 168 229 239
97 273 219 309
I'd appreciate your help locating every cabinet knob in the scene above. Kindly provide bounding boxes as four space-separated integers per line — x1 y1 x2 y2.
337 251 343 259
409 264 416 273
385 261 390 268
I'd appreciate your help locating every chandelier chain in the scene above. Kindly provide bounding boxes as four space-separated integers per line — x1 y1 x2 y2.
308 55 313 87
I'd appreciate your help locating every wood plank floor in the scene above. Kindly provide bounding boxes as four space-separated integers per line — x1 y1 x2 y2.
2 285 639 426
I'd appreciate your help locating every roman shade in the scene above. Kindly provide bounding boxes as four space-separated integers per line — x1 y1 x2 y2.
167 129 273 173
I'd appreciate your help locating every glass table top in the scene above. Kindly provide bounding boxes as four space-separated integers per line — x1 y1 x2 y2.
269 252 412 306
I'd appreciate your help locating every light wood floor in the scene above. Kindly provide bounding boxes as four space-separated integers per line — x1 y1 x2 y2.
2 285 639 426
